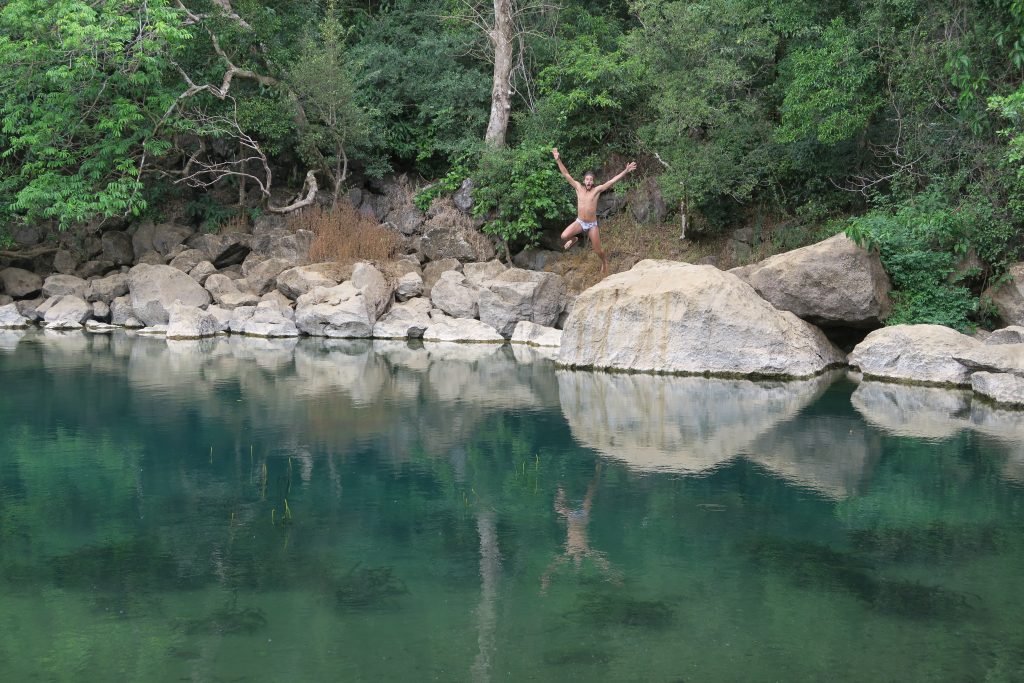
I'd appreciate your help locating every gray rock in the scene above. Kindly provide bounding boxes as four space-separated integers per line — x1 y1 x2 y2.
85 272 129 304
43 295 92 329
110 295 137 326
205 305 233 333
91 300 110 321
42 274 89 299
166 302 220 339
849 324 980 386
151 223 194 256
239 300 300 337
453 178 474 213
204 274 260 309
0 303 31 328
512 248 559 272
189 261 218 285
478 268 566 337
422 314 504 343
294 282 373 338
0 294 11 306
372 298 432 339
15 297 44 320
953 344 1024 378
250 227 313 265
559 260 845 378
227 305 256 333
987 326 1024 345
351 262 392 320
392 208 425 236
276 262 353 300
169 248 207 273
84 320 119 333
53 249 79 274
511 321 562 347
463 260 507 288
101 231 134 266
239 257 291 295
76 260 115 279
33 296 58 321
971 372 1024 407
730 233 892 328
136 250 165 265
627 176 666 224
983 262 1024 326
430 271 478 319
186 232 252 268
0 267 43 298
128 263 212 325
422 258 462 296
395 272 424 302
260 290 294 316
420 225 491 263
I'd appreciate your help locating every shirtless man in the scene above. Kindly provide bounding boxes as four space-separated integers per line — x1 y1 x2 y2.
553 147 637 274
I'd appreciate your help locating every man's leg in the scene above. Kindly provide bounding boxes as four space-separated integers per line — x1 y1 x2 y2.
561 220 583 250
589 226 609 274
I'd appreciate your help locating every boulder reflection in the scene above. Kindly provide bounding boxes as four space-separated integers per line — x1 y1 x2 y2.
557 369 877 497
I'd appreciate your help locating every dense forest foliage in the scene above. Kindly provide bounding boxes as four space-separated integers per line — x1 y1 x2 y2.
1 0 1023 325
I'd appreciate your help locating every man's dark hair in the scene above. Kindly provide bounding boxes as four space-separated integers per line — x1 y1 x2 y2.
583 170 596 179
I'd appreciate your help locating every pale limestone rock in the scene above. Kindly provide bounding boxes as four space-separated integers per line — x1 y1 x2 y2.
848 324 981 386
954 344 1024 377
42 274 88 299
0 268 42 298
730 233 892 327
463 260 507 288
351 262 392 320
972 372 1024 407
987 326 1024 345
189 261 217 285
478 268 566 337
239 300 299 337
422 314 504 342
559 260 844 378
511 321 562 347
166 302 219 339
276 262 353 299
128 264 211 325
395 271 424 302
372 298 432 339
43 295 91 329
204 273 260 309
85 272 129 304
294 282 373 338
430 270 478 319
0 303 31 328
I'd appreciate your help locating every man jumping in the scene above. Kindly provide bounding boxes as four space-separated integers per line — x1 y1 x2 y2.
552 148 637 274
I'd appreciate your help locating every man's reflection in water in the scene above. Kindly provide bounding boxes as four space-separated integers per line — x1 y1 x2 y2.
541 462 621 594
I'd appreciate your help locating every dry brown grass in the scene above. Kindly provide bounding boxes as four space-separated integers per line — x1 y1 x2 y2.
220 211 250 234
294 202 403 263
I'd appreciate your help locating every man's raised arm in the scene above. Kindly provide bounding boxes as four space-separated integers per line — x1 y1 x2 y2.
552 148 580 188
596 161 638 193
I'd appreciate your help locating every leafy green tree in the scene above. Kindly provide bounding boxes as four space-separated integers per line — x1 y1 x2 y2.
0 0 188 228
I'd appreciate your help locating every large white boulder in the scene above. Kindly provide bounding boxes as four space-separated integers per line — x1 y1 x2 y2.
0 302 31 328
559 260 844 378
204 273 260 309
42 274 88 299
730 233 892 327
276 262 352 299
954 343 1024 377
849 324 981 386
511 321 562 347
971 372 1024 407
422 314 504 342
394 271 424 302
987 326 1024 345
430 270 478 319
166 302 220 339
85 272 129 304
372 299 432 339
239 300 299 338
294 282 374 338
351 262 392 320
128 264 212 325
43 295 92 329
478 268 566 337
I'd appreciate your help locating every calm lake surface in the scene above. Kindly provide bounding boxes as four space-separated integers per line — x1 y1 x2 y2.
1 330 1024 682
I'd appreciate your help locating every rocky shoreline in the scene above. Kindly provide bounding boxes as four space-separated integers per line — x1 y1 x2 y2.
2 208 1024 409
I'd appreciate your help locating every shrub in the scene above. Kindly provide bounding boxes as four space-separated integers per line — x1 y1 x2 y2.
296 203 401 263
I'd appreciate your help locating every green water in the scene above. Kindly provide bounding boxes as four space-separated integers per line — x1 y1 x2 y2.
1 330 1024 682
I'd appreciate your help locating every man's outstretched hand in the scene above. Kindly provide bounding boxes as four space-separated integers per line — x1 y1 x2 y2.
625 161 637 173
552 148 560 160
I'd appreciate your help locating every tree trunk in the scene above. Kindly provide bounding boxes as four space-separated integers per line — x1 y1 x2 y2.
484 0 514 148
